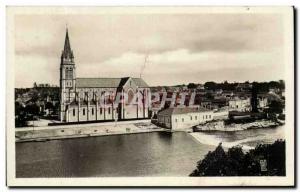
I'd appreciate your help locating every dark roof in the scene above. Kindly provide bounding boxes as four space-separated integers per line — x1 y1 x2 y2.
76 77 149 88
158 107 211 116
69 100 78 106
132 78 149 87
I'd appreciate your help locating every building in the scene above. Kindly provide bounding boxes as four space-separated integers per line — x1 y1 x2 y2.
157 107 214 130
196 84 205 91
200 99 212 109
59 29 150 122
257 94 269 109
228 97 251 112
213 108 229 120
235 83 252 92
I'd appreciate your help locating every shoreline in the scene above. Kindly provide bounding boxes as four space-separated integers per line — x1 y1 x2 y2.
15 119 284 143
193 119 281 132
16 129 165 143
15 120 165 143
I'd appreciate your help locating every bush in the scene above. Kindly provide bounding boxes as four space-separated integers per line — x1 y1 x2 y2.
190 140 285 176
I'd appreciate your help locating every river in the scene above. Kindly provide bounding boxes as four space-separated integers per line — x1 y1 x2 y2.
16 126 284 177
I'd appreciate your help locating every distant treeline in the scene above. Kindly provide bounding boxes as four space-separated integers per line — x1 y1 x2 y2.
187 80 285 92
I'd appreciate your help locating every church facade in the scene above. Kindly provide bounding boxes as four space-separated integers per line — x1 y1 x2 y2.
59 29 151 122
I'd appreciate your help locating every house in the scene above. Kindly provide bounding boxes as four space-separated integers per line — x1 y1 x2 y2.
269 87 280 94
200 99 212 109
196 84 205 91
157 107 214 130
213 107 229 120
235 83 252 92
221 90 234 98
228 97 251 112
257 94 269 109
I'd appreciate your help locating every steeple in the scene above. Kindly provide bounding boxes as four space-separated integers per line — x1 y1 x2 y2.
61 28 74 61
59 27 76 122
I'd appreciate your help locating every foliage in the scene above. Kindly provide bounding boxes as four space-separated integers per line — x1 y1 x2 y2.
268 100 284 114
15 102 27 127
187 83 198 89
190 140 285 176
15 86 60 127
203 80 285 92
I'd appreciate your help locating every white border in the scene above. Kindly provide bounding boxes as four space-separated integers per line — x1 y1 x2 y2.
5 6 295 187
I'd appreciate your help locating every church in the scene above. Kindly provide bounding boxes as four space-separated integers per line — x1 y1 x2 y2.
59 29 151 122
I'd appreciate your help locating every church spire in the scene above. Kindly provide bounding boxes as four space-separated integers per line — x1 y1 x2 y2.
61 28 74 60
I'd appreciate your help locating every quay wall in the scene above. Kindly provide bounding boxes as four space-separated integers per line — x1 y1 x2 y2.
15 120 165 142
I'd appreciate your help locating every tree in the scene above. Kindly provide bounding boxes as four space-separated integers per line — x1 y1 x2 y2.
268 100 284 114
190 143 237 176
187 83 197 89
190 140 286 176
204 81 217 91
53 102 60 115
15 102 27 127
25 103 40 116
205 92 214 100
45 102 54 110
251 82 258 112
33 82 37 88
278 80 285 89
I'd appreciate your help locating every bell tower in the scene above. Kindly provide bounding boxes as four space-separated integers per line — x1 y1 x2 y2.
59 28 76 121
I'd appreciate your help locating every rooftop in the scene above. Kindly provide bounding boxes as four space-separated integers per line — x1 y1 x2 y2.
76 77 149 88
158 107 211 116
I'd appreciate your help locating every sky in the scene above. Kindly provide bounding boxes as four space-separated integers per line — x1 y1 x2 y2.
14 13 285 88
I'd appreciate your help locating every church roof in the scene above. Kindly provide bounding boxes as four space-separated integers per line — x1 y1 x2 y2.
158 107 211 116
132 78 149 87
76 77 149 88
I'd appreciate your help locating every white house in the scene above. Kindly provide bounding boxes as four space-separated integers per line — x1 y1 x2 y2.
258 96 268 109
213 107 229 120
228 98 251 112
157 107 214 130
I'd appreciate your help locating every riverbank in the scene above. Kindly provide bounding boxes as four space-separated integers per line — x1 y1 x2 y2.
194 119 280 132
15 120 165 142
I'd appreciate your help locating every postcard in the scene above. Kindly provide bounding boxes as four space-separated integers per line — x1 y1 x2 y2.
6 6 294 187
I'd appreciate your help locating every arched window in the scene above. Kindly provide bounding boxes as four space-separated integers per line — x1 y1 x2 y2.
127 89 134 104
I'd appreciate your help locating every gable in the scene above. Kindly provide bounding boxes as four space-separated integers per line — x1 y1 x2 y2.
132 78 149 87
